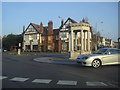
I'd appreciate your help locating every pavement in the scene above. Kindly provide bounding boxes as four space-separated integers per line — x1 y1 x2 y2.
4 51 78 65
33 57 78 65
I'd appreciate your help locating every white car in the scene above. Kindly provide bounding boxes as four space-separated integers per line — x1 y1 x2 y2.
76 48 120 68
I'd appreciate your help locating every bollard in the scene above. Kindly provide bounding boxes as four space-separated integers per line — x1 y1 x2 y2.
18 49 21 55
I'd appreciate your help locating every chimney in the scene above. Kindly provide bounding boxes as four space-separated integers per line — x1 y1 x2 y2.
40 22 43 33
61 19 64 26
48 21 53 35
23 25 25 33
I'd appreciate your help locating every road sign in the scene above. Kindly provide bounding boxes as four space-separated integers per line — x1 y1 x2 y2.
19 43 21 47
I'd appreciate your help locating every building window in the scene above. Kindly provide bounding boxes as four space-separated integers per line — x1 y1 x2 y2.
48 37 52 41
29 35 32 40
48 45 52 50
37 34 39 40
28 28 35 33
24 35 29 41
32 35 37 40
60 32 67 38
42 37 44 40
25 45 30 50
33 45 38 50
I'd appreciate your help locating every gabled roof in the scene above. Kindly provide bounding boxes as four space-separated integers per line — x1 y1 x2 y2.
22 23 40 34
68 17 77 23
23 23 47 34
31 23 40 31
60 17 77 29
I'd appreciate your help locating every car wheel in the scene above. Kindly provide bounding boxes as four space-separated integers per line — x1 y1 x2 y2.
92 59 101 68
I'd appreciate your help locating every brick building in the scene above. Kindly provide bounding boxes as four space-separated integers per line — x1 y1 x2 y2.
22 17 92 56
22 21 60 52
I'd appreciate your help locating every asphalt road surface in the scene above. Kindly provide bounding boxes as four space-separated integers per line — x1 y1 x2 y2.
2 52 120 89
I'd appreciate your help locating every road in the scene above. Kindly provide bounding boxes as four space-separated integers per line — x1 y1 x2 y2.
1 52 120 89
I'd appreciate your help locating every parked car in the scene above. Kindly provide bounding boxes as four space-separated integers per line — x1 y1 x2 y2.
76 48 120 68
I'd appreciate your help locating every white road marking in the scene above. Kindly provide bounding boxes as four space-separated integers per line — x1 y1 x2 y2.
0 76 7 80
10 77 29 82
57 80 77 85
0 75 114 87
32 79 52 84
86 81 108 86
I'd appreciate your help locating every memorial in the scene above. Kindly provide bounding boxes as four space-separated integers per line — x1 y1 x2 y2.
68 19 92 59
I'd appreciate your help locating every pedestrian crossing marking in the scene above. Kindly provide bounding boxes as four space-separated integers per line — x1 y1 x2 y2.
57 80 77 85
0 76 7 80
32 79 52 84
10 77 29 82
86 81 108 86
2 75 117 87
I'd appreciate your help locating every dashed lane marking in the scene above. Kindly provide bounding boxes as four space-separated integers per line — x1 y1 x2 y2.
32 79 52 84
57 80 77 85
86 81 108 86
10 77 29 82
0 76 8 80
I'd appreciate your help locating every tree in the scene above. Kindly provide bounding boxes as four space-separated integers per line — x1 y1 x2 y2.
96 31 101 37
91 26 102 51
2 34 23 51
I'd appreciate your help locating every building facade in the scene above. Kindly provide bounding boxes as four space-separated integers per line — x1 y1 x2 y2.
22 17 92 59
22 21 60 52
59 17 78 52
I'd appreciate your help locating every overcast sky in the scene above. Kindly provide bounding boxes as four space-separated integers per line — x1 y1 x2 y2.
2 2 118 41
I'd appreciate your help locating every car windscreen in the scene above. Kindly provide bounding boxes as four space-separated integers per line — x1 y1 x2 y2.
95 48 108 54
